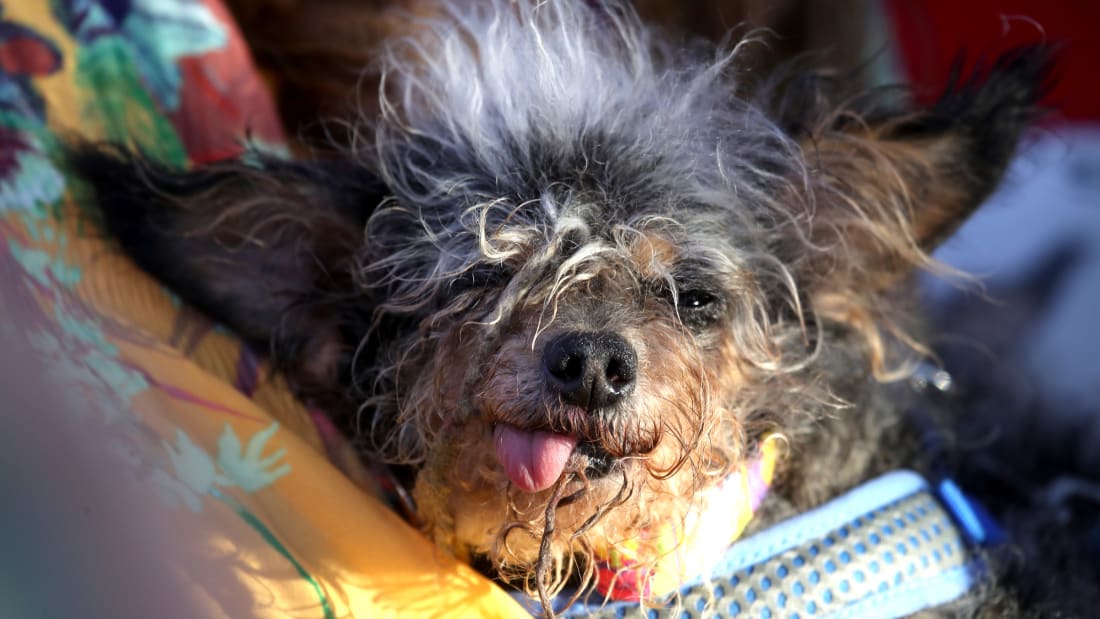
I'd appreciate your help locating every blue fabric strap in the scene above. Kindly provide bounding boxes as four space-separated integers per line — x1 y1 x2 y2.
554 471 992 618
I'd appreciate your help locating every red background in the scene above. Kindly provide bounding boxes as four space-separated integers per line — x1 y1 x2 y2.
885 0 1100 123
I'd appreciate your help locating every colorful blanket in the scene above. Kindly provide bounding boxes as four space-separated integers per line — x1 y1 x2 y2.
0 1 526 617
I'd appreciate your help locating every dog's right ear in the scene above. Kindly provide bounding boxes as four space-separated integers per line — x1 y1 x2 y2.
760 46 1054 290
66 144 387 409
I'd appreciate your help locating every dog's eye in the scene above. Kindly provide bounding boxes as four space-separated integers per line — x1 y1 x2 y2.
677 289 725 329
680 290 717 310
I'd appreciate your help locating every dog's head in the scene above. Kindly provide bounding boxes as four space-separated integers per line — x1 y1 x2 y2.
73 0 1052 601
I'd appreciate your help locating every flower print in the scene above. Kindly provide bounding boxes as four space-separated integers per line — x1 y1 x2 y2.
0 15 63 120
52 0 225 111
0 13 65 212
154 422 291 512
163 427 229 497
151 425 326 615
0 126 65 212
216 422 291 493
23 324 148 424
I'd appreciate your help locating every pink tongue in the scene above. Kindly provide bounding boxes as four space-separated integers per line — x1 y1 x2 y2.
493 425 578 493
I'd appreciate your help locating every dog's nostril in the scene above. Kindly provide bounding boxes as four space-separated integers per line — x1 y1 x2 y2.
549 351 585 383
543 331 638 410
604 357 634 391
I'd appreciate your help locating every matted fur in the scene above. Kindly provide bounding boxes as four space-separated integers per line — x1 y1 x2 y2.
68 0 1054 615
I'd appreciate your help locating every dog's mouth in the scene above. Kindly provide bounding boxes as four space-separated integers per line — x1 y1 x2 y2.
493 425 577 492
492 425 618 492
574 440 616 478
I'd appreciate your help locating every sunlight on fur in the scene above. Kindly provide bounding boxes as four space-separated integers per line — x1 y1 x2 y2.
69 0 1053 615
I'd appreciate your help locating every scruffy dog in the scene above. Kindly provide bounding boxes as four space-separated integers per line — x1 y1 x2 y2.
70 0 1053 615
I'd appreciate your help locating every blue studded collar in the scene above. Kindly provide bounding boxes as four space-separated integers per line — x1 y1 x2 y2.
544 471 1001 618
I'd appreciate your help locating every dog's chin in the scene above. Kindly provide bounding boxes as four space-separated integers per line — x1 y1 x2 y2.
442 448 687 568
573 440 619 479
416 414 698 569
446 470 633 565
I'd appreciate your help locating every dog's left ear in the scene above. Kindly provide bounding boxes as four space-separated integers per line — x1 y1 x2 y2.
768 46 1056 289
66 144 387 413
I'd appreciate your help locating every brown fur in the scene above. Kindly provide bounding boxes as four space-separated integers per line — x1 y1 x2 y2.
68 1 1058 615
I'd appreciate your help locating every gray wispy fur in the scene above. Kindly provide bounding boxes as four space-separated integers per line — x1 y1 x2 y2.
71 0 1053 613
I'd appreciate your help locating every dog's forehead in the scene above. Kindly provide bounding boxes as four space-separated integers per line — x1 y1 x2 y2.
371 0 804 306
622 228 681 280
492 197 738 291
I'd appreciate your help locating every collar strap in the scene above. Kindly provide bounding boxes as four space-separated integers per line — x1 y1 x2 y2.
559 471 1000 618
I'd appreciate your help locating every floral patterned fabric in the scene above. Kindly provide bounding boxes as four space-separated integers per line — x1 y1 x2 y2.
0 2 525 617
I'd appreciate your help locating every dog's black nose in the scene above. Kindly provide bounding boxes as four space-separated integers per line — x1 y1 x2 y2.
543 331 637 410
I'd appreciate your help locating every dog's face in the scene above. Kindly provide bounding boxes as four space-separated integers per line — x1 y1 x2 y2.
401 190 770 567
75 0 1050 599
350 5 829 570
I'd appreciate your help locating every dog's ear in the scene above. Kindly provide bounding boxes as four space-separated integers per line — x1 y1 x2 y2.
767 46 1056 290
67 144 386 409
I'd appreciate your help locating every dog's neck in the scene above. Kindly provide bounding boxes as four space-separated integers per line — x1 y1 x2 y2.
589 435 784 601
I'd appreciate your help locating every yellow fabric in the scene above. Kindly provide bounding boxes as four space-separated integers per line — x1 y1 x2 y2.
1 1 527 617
